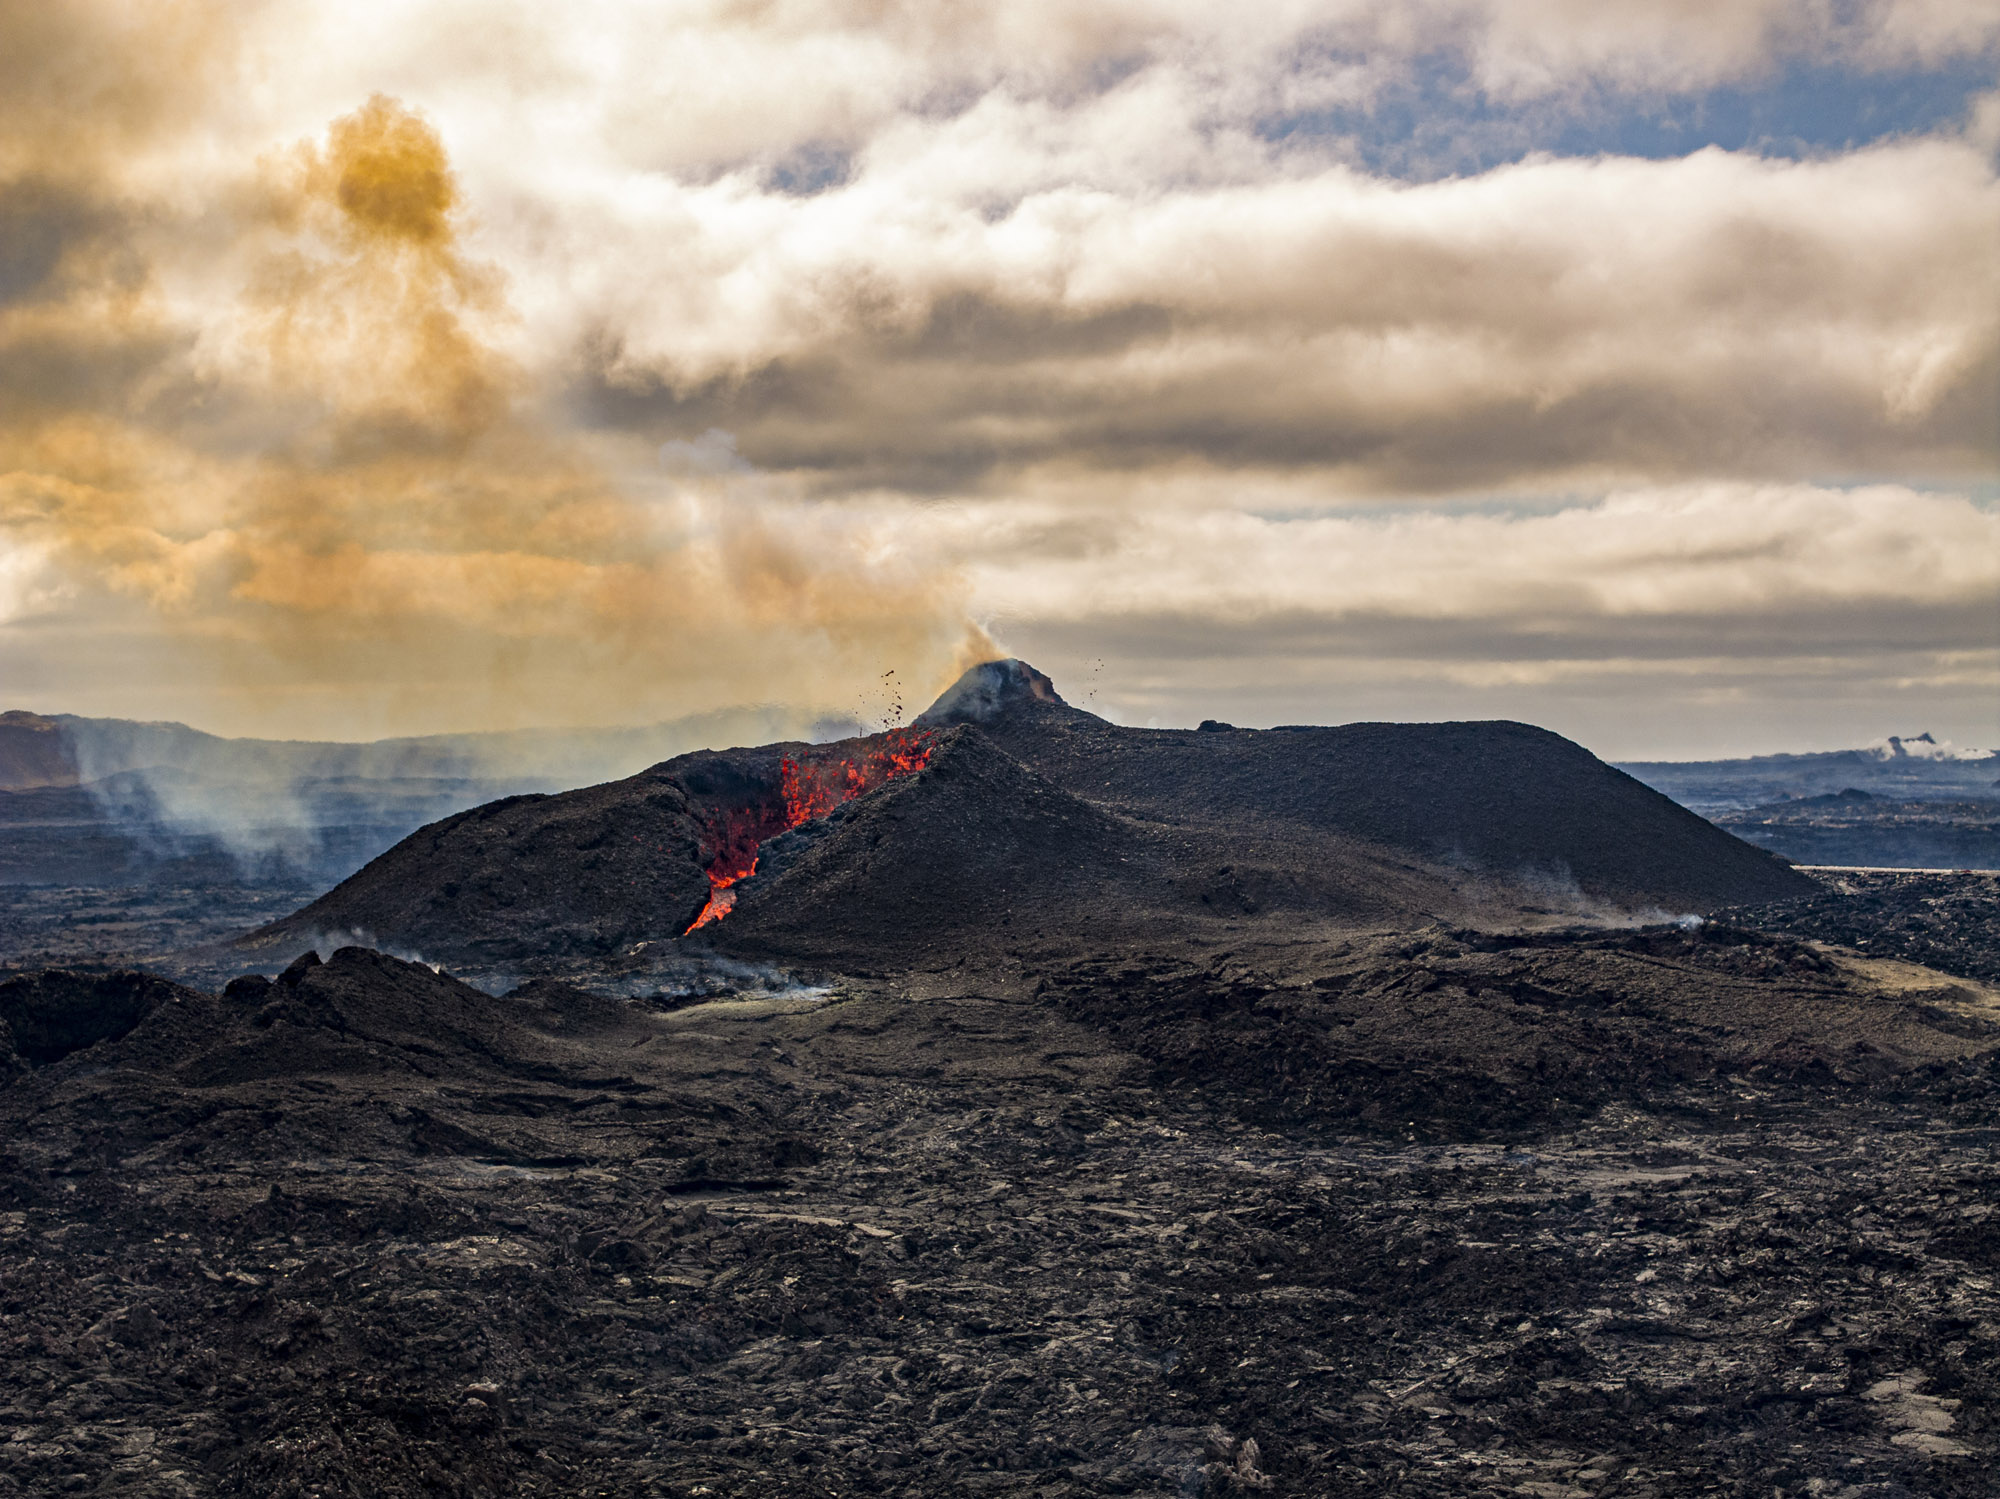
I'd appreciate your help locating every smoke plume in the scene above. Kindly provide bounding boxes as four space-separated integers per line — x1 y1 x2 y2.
0 75 992 738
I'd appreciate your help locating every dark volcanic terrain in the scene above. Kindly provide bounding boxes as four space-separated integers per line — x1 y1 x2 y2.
2 663 1996 1497
2 930 1998 1498
1619 737 2000 871
241 660 1808 975
1710 795 2000 873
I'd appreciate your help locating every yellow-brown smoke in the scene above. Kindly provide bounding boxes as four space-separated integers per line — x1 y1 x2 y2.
0 77 992 734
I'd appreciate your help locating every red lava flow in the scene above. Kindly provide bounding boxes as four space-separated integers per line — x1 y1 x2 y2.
684 729 935 932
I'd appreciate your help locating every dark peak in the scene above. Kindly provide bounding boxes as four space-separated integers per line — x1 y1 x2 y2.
916 658 1070 727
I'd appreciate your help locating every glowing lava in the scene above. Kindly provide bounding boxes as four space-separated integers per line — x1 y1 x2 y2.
684 728 935 933
684 872 748 931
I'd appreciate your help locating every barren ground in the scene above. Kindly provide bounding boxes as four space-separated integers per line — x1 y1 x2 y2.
1 884 1997 1497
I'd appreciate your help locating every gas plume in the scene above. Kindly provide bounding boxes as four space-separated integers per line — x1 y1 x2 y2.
0 83 992 738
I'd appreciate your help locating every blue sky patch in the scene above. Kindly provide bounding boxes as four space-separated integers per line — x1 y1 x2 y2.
1265 52 1998 176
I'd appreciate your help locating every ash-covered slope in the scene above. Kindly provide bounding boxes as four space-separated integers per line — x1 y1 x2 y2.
239 765 717 965
240 659 1806 971
923 661 1810 912
236 734 889 966
710 725 1157 963
710 724 1486 965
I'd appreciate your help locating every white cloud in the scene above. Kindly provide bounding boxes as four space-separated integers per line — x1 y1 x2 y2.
945 484 2000 627
535 135 1997 492
4 0 1996 747
0 539 61 626
1859 0 2000 68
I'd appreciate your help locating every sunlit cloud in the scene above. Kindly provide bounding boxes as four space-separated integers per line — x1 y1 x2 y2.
0 0 1993 746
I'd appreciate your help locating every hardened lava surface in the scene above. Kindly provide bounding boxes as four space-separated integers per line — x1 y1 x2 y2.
2 918 1999 1497
1723 871 2000 986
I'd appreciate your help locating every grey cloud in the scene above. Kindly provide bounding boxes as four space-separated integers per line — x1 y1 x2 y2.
564 139 1998 495
0 177 120 307
578 333 1996 497
997 617 1998 759
1001 600 2000 666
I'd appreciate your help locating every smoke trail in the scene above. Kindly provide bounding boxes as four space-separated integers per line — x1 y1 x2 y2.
40 702 858 885
0 77 993 739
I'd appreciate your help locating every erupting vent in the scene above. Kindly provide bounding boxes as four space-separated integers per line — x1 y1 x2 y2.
684 728 936 932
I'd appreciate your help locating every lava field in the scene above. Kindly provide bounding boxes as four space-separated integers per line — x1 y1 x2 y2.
2 662 1997 1498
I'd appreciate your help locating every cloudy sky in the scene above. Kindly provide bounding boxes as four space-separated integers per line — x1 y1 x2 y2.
1 1 1995 756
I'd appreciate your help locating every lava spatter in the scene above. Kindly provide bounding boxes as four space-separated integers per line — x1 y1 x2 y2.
685 727 936 933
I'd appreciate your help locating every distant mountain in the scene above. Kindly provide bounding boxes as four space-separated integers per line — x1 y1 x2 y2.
0 705 841 887
10 700 1993 888
1617 736 2000 871
242 660 1809 973
1617 736 1999 815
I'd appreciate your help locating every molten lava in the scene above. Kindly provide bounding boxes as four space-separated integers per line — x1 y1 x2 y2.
684 728 936 933
780 727 936 824
684 872 748 931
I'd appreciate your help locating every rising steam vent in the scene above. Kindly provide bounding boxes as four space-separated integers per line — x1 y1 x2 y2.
241 661 1811 967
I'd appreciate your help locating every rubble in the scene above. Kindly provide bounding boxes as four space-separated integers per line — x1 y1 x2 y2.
1726 871 2000 985
0 918 1995 1495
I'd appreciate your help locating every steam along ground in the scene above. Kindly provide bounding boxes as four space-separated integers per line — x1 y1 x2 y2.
1 664 1998 1497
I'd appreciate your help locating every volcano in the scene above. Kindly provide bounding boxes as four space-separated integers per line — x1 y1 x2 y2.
9 668 1997 1499
238 660 1809 970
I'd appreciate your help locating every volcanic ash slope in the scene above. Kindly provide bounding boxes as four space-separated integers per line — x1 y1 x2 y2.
707 724 1483 966
920 662 1809 917
237 659 1810 971
234 760 731 966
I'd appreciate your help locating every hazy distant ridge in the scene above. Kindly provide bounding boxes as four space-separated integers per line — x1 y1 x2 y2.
1618 735 2000 871
0 707 832 793
0 705 855 888
1616 734 1999 815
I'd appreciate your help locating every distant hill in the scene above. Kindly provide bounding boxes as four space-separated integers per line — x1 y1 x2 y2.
241 660 1810 972
1617 734 1999 813
0 707 830 793
0 713 77 790
1618 735 2000 870
0 705 837 887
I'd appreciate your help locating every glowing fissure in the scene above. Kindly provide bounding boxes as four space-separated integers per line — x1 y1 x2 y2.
684 728 935 933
